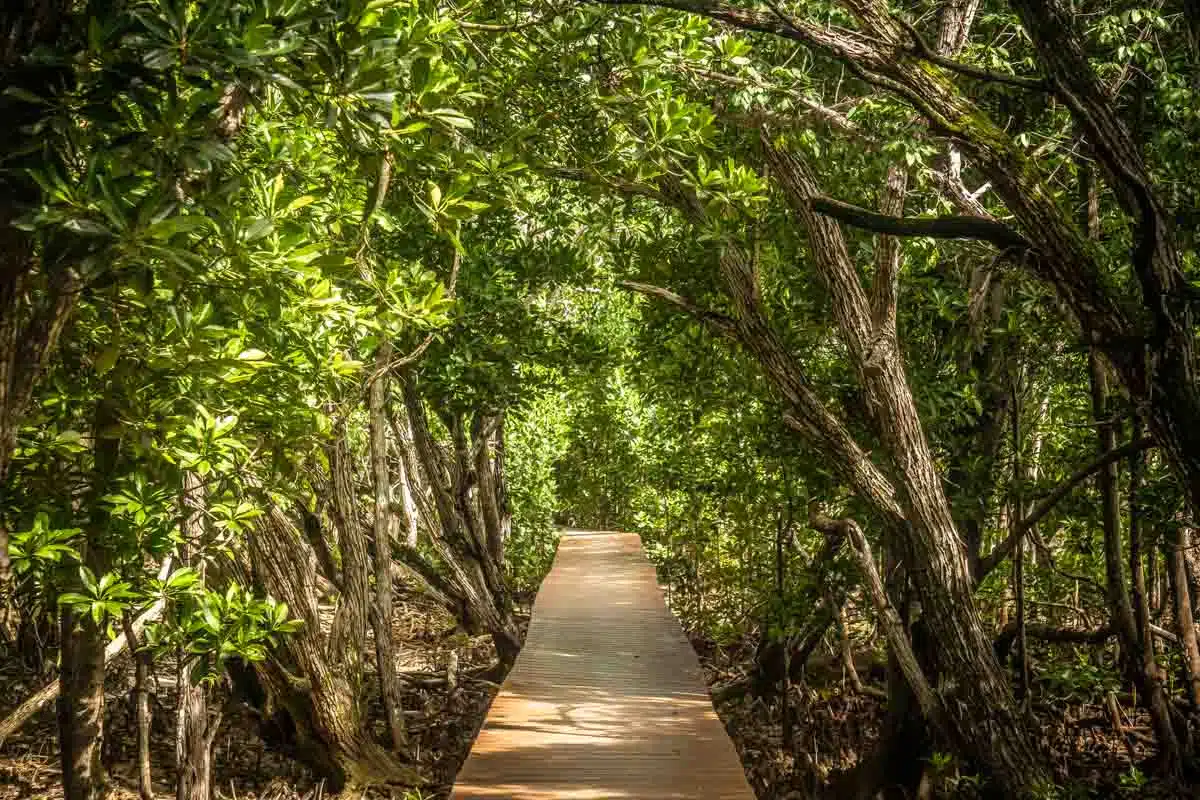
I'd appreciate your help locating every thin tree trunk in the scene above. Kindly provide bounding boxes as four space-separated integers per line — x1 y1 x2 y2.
1165 525 1200 708
774 506 793 751
369 342 406 751
1091 353 1183 773
399 378 521 664
120 612 153 800
394 415 421 548
177 472 218 800
1011 382 1030 704
1129 416 1193 764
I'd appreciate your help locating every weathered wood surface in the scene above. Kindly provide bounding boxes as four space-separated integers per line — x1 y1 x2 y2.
452 530 754 799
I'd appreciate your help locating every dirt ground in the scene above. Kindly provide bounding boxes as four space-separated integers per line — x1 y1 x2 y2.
0 593 514 800
695 633 1200 799
4 600 1198 799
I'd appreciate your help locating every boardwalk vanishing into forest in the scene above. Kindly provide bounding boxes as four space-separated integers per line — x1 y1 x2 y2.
451 531 755 799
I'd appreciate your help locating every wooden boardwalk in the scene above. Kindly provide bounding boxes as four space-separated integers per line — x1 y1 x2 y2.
451 531 754 799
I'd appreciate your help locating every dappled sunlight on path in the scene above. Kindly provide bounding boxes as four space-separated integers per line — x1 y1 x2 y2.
451 531 754 799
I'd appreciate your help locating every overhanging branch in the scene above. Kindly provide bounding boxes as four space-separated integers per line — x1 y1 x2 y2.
810 195 1031 251
897 18 1049 91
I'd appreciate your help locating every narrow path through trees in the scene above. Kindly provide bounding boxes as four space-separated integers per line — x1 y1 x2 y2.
451 531 753 799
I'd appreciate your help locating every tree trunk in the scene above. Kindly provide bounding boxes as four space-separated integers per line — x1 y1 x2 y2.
326 423 370 678
368 342 406 751
757 143 1048 793
394 414 421 548
1090 353 1183 774
1165 525 1200 709
249 505 418 790
58 602 106 800
120 612 153 800
474 413 509 565
398 378 521 665
176 674 217 800
59 397 120 800
176 472 221 800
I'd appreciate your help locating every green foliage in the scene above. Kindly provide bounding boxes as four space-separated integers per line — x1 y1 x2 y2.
59 568 138 628
3 0 1199 792
148 584 303 684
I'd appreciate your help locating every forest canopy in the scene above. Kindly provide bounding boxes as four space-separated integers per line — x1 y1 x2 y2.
2 0 1200 798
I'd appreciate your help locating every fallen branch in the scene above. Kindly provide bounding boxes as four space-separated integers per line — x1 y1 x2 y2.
994 621 1113 662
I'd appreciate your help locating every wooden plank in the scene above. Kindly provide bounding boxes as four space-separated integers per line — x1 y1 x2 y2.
452 531 754 799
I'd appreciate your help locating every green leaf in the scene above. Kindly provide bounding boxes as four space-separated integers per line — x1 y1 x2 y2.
64 219 111 236
427 108 474 130
285 195 316 214
79 567 99 596
95 346 119 376
243 218 274 242
146 215 210 240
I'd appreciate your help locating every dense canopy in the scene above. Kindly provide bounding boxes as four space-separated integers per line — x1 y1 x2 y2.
2 1 1200 798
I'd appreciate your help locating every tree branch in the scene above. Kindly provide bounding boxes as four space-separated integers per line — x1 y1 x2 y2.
618 280 737 339
976 435 1157 580
542 166 665 202
589 0 886 64
681 65 862 135
994 621 1113 662
810 195 1031 251
897 18 1049 91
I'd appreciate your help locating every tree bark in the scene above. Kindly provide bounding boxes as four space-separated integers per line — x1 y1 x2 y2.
326 423 371 678
1090 353 1183 774
248 505 419 790
59 397 120 800
759 140 1048 793
1165 525 1200 708
176 472 219 800
369 342 406 751
120 612 154 800
398 378 521 665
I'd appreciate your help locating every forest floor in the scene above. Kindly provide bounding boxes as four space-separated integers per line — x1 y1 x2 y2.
0 589 524 800
3 596 1196 799
694 633 1197 799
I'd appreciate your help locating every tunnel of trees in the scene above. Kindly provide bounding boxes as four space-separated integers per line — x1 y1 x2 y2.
2 0 1200 798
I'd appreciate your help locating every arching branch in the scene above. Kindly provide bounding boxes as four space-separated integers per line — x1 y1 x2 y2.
810 195 1031 251
976 435 1157 581
897 18 1049 91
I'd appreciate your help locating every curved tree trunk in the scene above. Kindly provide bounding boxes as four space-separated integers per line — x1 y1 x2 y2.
399 377 521 664
249 506 418 790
